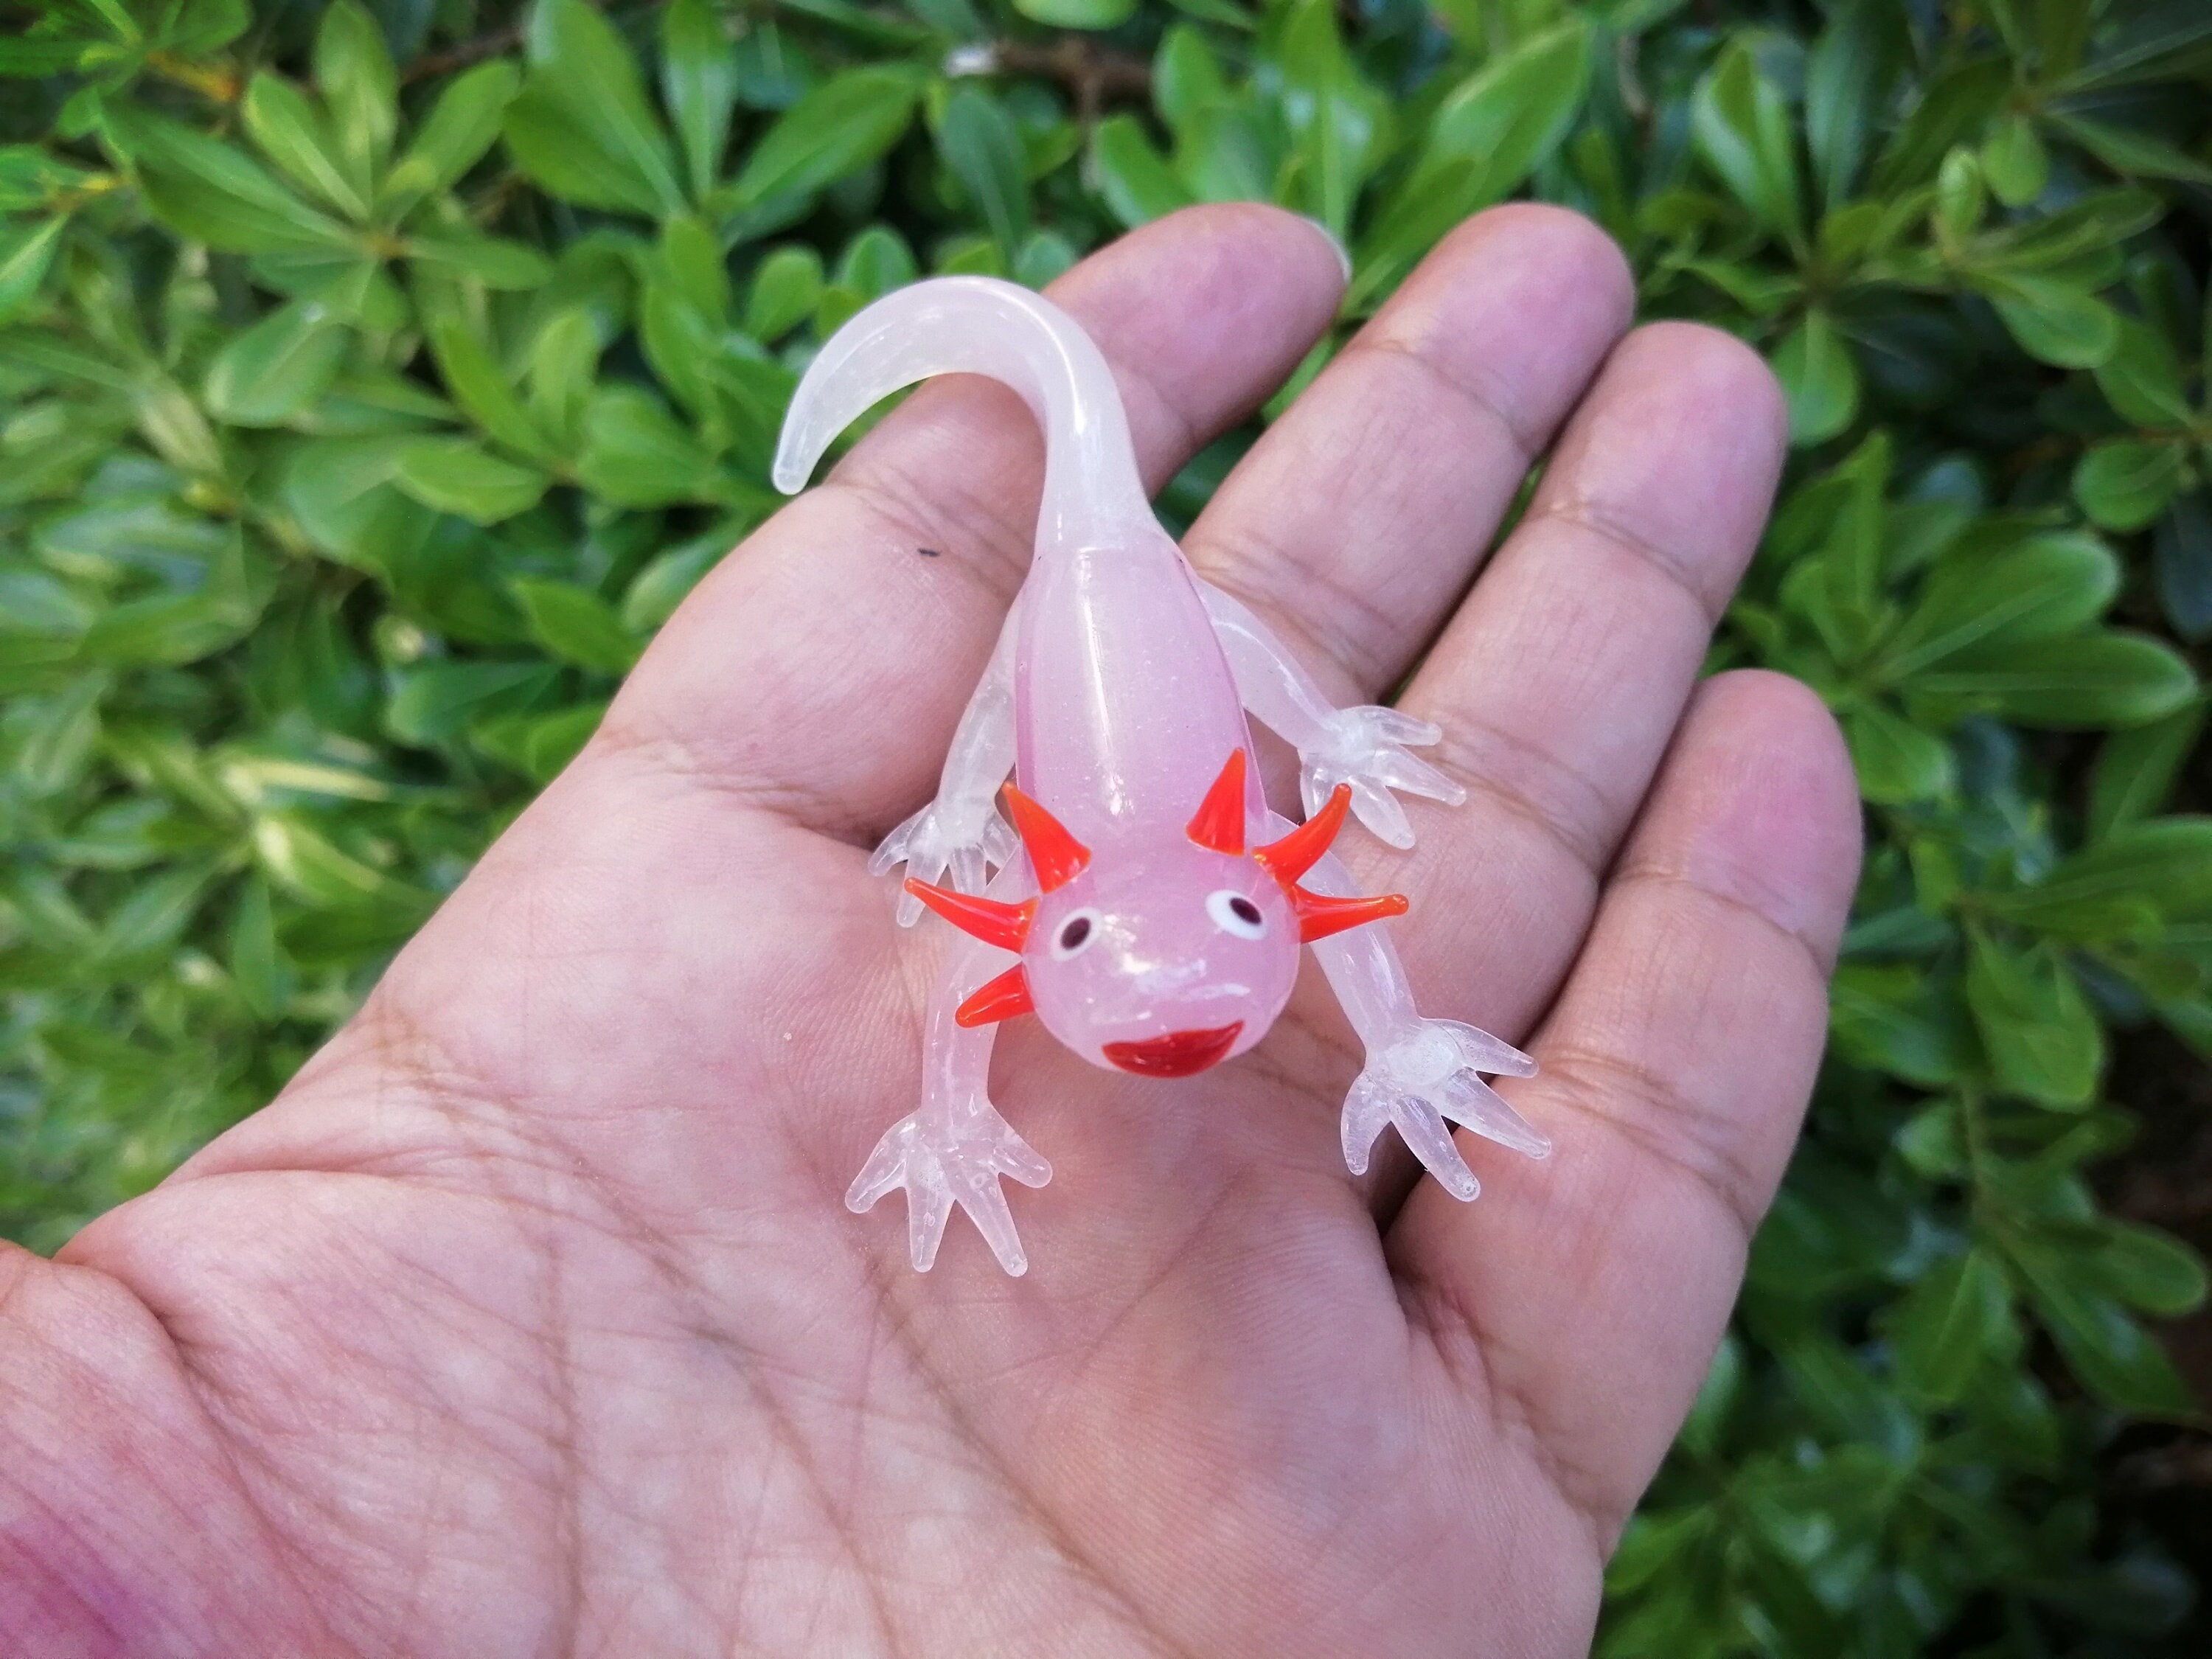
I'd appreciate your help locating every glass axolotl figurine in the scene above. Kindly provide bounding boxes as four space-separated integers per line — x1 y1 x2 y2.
772 276 1548 1274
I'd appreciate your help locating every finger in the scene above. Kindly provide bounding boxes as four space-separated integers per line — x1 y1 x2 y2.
1346 322 1793 1054
1186 204 1635 698
1392 671 1862 1540
597 204 1347 837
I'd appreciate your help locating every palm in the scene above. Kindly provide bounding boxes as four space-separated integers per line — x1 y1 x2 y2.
9 206 1859 1658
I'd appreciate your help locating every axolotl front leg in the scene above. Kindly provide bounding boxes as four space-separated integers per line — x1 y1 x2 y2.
1199 580 1469 849
846 856 1051 1273
1278 815 1551 1197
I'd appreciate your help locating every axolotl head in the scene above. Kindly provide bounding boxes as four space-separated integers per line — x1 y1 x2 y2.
904 751 1407 1078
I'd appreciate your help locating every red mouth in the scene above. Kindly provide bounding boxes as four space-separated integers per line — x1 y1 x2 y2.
1102 1023 1245 1078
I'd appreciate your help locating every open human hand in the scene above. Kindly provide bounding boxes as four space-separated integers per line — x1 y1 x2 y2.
4 204 1860 1657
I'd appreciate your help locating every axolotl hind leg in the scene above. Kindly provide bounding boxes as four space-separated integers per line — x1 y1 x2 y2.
848 859 1051 1273
869 597 1021 925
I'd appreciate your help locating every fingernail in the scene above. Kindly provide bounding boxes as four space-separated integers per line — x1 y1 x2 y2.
1295 215 1353 285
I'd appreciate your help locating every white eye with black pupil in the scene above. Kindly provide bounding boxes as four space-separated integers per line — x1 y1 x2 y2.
1207 889 1267 939
1051 908 1102 959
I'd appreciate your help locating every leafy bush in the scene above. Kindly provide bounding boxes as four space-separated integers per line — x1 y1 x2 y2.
4 0 2210 1651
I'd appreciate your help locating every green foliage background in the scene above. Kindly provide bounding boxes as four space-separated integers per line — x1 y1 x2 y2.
4 0 2211 1649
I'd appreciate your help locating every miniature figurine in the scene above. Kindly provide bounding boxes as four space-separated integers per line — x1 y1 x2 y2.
773 277 1548 1274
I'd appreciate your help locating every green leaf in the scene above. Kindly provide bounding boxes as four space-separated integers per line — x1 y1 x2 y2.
1910 632 2196 728
313 0 398 186
2059 5 2212 91
1088 114 1195 229
1989 818 2212 934
1871 57 2009 192
741 244 824 341
1771 309 1860 447
170 0 253 55
0 213 66 323
227 875 288 1021
1691 39 1804 246
277 434 428 565
241 71 366 220
2090 1223 2209 1318
383 60 519 208
662 0 737 201
525 306 604 445
97 865 212 964
837 225 917 297
575 385 719 506
2073 439 2189 534
621 529 728 630
0 145 98 212
0 39 93 79
1880 530 2119 677
1276 0 1388 237
1980 112 2048 206
1895 1101 1968 1176
640 283 716 417
2088 704 2208 841
524 701 609 779
725 66 922 217
1829 963 1973 1084
511 577 641 673
252 813 432 919
1155 24 1232 143
1352 19 1590 308
385 659 557 745
1964 929 2103 1107
1606 1506 1714 1599
646 1 734 208
404 229 554 290
108 108 355 254
392 437 553 524
1164 0 1255 25
936 86 1029 259
426 319 559 464
14 673 106 796
1013 0 1138 29
2006 1235 2197 1414
1013 230 1077 289
74 539 273 668
1977 271 2121 369
2093 315 2194 427
1804 0 1905 209
656 212 729 320
1973 187 2162 271
1841 701 1952 804
504 0 685 218
202 298 351 426
1934 142 1987 239
1887 1247 2015 1402
1812 428 1892 641
2049 113 2212 186
472 699 608 782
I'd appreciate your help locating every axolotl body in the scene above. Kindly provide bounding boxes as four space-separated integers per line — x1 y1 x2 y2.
772 276 1548 1274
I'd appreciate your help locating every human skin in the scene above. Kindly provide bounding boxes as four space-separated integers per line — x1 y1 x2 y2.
1 203 1861 1658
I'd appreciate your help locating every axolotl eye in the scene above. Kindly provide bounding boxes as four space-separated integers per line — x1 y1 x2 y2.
1051 907 1104 959
1206 889 1267 940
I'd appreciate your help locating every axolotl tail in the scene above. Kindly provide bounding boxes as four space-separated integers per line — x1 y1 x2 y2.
770 276 1160 563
